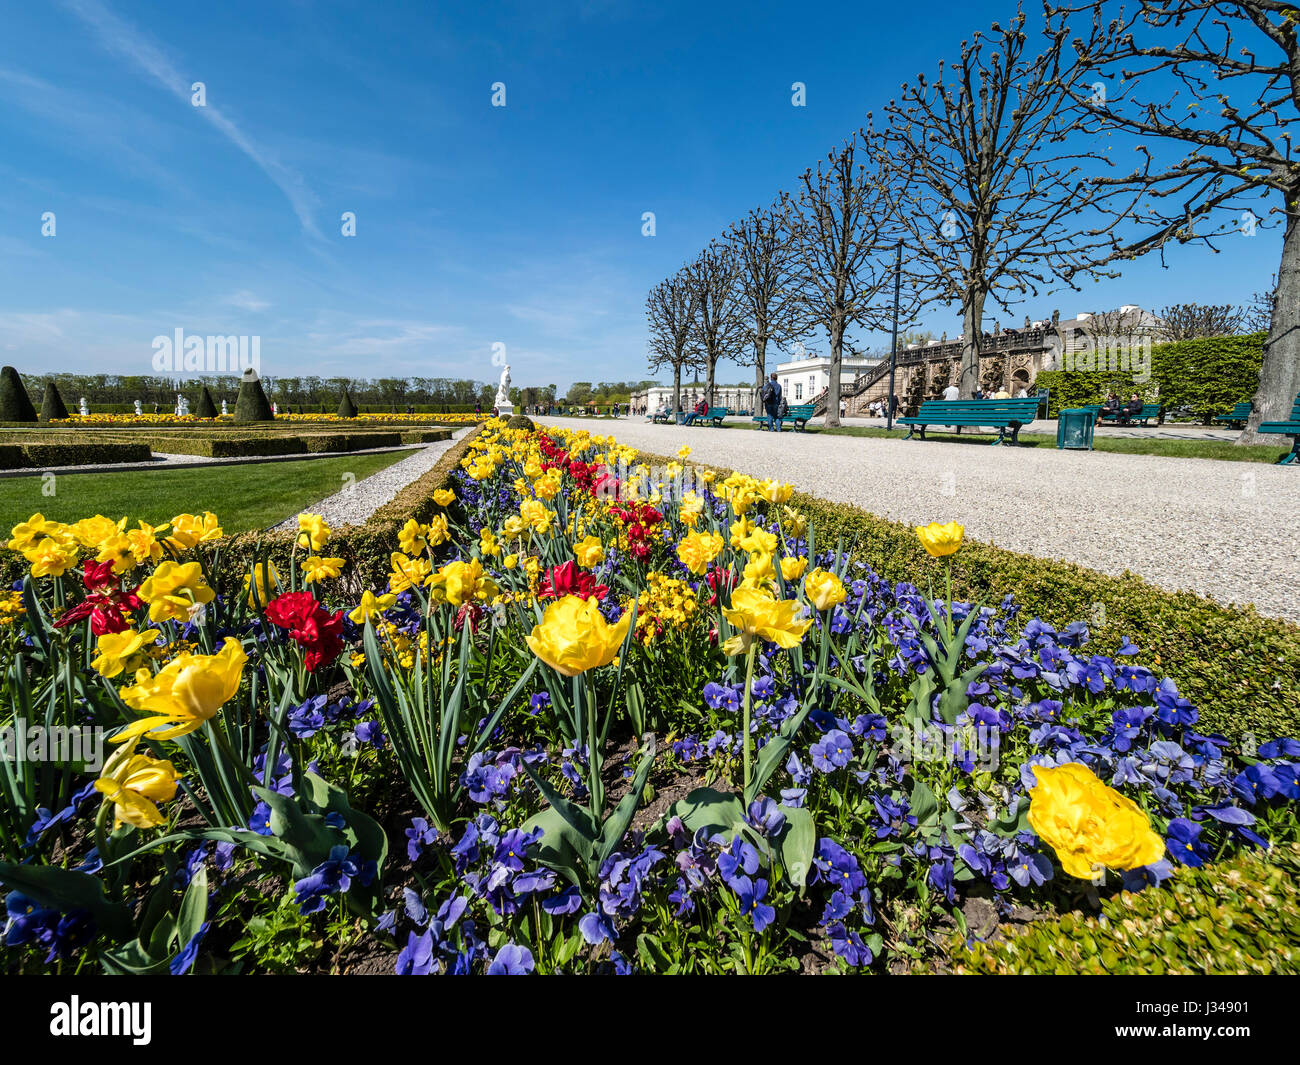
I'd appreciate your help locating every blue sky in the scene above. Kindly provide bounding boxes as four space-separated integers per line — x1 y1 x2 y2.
0 0 1281 390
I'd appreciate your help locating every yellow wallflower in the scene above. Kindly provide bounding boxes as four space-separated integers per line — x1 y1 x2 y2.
91 628 162 678
1027 762 1166 879
525 595 631 676
803 568 847 612
348 590 398 625
302 555 346 583
721 587 811 656
165 512 223 552
915 521 964 558
95 746 180 829
573 535 605 568
114 638 248 745
138 561 216 624
296 513 331 553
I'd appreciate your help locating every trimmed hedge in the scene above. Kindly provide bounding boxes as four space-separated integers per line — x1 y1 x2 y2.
944 842 1300 974
0 367 37 423
627 446 1300 744
39 383 69 422
0 441 152 469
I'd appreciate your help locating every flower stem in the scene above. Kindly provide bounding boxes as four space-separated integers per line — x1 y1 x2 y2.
742 642 757 792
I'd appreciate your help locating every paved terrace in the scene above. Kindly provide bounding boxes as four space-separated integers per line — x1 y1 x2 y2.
538 415 1300 625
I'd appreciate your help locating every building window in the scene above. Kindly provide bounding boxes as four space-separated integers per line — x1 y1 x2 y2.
794 383 803 401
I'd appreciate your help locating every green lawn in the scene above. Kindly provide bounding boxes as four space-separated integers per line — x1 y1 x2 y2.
0 449 418 536
727 420 1290 463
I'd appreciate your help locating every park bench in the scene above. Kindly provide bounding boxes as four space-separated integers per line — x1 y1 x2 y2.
1100 403 1161 427
1213 401 1253 429
686 405 729 427
650 411 672 424
750 403 817 431
1258 392 1300 465
898 397 1040 445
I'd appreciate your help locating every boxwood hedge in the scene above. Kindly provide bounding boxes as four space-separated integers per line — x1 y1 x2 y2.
942 842 1300 974
0 441 152 469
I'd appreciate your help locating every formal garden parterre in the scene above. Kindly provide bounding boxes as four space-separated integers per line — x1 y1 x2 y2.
1 418 1296 975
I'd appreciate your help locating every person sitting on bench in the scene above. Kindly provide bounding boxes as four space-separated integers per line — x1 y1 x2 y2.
683 398 708 426
1102 392 1122 419
1120 393 1143 425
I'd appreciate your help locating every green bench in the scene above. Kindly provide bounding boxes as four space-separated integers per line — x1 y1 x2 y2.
1258 392 1300 465
751 403 816 431
898 398 1040 445
1100 403 1161 426
1214 401 1253 429
685 405 729 427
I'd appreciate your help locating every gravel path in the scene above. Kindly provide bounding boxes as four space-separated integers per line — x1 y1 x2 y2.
272 428 470 532
540 417 1300 624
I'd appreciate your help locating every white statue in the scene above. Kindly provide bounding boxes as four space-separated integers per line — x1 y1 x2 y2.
495 363 513 416
134 399 142 416
79 396 89 417
272 401 278 416
221 399 228 416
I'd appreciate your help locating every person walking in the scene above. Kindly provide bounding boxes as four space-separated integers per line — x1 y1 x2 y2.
942 382 960 403
761 372 783 432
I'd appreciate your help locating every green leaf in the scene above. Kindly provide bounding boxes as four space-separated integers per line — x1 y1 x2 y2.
776 804 816 891
662 787 746 840
909 780 940 828
0 861 131 939
596 735 657 868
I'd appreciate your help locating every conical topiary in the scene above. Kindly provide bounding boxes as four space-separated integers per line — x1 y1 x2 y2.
234 368 274 422
196 385 218 418
337 389 358 418
0 366 38 422
39 381 70 422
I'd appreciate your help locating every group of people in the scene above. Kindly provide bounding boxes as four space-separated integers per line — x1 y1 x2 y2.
1102 391 1145 424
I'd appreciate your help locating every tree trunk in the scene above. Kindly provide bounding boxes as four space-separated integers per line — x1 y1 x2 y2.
825 316 844 428
705 354 716 407
1241 207 1300 443
753 335 768 415
672 364 682 417
959 288 987 399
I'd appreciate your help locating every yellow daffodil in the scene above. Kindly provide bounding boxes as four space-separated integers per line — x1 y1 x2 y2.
165 512 223 552
25 539 79 578
113 638 248 745
504 553 519 569
1027 762 1166 879
96 534 139 575
95 746 180 829
525 594 631 676
915 521 964 558
427 513 450 548
348 590 398 625
781 506 807 538
9 513 70 553
138 561 215 624
244 560 280 609
398 519 429 556
479 527 502 557
302 555 346 583
296 513 331 553
124 522 167 566
679 493 705 528
68 514 126 551
677 445 692 460
440 558 498 608
388 551 432 594
433 488 455 506
721 587 812 656
573 535 605 568
91 627 162 678
742 551 776 586
804 568 847 612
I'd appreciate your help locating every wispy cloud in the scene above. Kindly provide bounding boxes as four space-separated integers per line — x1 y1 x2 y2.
62 0 325 242
225 290 271 312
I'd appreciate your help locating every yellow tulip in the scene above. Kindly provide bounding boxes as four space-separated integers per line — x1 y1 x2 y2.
25 539 79 578
138 561 216 624
68 514 127 551
758 479 793 505
573 535 605 568
915 521 964 558
113 638 248 745
440 558 498 608
525 594 632 676
1028 762 1166 879
780 556 809 581
676 530 725 575
95 746 180 829
433 488 455 506
721 587 812 656
244 560 280 609
804 568 847 612
165 512 223 552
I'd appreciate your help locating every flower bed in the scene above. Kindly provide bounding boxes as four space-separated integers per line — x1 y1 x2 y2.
1 420 1297 975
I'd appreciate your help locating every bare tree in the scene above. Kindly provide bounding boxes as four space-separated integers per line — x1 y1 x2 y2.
727 201 806 411
1061 0 1300 439
784 131 902 427
882 5 1135 398
1243 277 1277 334
684 242 747 407
1157 303 1244 341
645 270 701 416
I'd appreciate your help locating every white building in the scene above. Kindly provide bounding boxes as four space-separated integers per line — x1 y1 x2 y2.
775 350 883 405
628 382 754 415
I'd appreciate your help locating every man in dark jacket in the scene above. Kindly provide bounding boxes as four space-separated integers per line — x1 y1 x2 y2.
761 373 783 431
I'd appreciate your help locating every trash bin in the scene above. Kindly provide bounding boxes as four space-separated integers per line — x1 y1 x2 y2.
1057 408 1095 450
